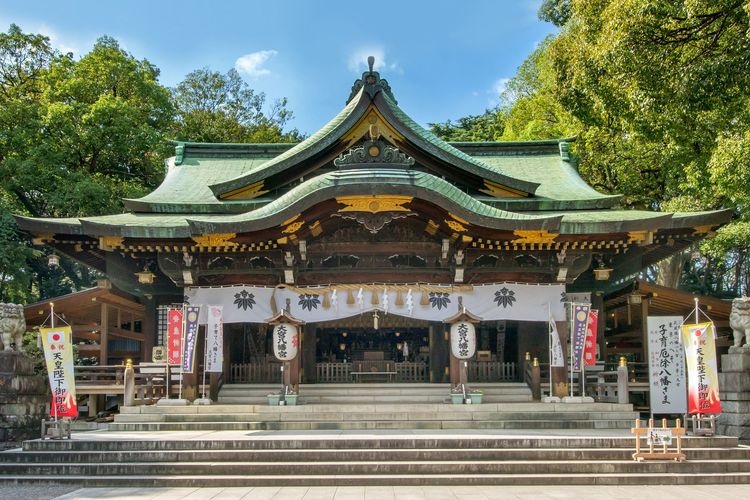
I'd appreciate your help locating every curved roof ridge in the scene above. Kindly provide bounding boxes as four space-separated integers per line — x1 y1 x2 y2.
188 169 562 234
208 88 370 198
375 92 539 195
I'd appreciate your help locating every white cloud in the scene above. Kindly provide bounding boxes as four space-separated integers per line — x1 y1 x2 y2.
347 46 402 75
488 77 511 107
235 50 278 77
30 23 83 56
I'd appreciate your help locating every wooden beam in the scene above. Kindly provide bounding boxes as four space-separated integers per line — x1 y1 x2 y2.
100 302 109 366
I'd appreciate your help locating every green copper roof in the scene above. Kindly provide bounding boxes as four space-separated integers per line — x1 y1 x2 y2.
124 156 278 213
187 169 562 234
375 92 539 195
208 79 540 199
475 153 621 210
208 90 369 198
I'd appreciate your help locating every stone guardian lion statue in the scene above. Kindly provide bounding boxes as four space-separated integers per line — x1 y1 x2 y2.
729 297 750 348
0 303 26 352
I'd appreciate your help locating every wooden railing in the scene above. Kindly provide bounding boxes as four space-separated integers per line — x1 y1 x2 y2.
590 360 649 405
230 361 282 383
468 361 517 382
315 361 429 383
316 361 352 383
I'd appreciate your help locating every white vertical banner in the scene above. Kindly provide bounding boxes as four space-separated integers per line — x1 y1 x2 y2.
205 305 224 373
647 316 687 414
549 319 564 367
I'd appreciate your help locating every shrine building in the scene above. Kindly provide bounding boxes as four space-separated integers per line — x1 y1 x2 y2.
15 60 731 392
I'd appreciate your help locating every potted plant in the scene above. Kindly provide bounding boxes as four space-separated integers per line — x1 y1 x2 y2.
284 391 298 406
468 389 483 404
450 385 467 404
267 393 281 406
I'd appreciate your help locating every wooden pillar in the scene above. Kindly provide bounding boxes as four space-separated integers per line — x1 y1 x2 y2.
551 319 568 398
99 303 109 366
591 292 606 363
141 296 156 361
430 322 449 383
301 323 317 384
640 298 649 364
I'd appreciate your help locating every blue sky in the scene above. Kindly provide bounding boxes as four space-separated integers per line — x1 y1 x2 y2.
0 0 557 135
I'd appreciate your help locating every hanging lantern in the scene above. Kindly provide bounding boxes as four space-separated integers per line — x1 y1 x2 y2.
272 322 298 361
444 296 481 360
450 321 476 359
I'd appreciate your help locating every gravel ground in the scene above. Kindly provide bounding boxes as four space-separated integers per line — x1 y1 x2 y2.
0 484 82 500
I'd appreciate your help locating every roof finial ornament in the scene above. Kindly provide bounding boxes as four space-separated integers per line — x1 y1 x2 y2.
367 55 375 73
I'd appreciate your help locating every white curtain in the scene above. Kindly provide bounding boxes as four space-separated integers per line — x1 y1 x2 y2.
185 283 566 324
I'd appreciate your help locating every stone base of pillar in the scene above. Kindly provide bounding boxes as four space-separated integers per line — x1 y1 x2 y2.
718 346 750 441
0 351 49 443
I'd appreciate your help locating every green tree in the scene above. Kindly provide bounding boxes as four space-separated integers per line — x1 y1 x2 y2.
500 37 581 141
0 28 175 302
429 109 506 142
172 68 302 143
540 1 750 293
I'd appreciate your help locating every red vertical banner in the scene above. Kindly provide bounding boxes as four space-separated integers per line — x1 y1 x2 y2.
680 322 722 414
584 309 599 366
167 308 183 365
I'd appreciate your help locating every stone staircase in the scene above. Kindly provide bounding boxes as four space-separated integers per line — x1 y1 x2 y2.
218 382 532 405
2 433 749 486
104 382 639 432
109 401 640 432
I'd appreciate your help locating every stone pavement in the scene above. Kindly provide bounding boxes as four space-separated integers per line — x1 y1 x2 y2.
26 484 749 499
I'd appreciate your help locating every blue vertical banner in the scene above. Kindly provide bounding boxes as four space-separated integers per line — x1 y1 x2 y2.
571 303 590 371
182 305 201 373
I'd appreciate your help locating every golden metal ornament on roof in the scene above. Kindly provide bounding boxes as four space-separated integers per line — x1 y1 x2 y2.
191 233 238 248
512 230 558 244
336 195 413 213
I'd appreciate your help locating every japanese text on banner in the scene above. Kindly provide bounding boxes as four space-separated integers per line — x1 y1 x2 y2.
680 322 721 414
41 327 78 418
206 305 223 373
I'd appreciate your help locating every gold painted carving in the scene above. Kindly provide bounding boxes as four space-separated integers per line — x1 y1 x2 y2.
281 214 301 226
425 220 439 235
445 219 468 233
342 106 405 147
282 221 305 234
628 230 654 245
221 180 268 200
693 224 715 235
31 233 54 245
480 180 527 198
448 213 469 225
99 236 124 251
336 195 413 213
309 220 323 237
511 230 558 244
192 233 238 247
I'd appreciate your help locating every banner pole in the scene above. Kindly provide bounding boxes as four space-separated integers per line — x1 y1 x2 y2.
694 297 699 325
201 313 208 401
178 304 184 401
569 302 574 398
50 302 58 422
548 302 553 398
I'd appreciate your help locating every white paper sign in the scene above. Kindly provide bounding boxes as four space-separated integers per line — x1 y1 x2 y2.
647 316 687 414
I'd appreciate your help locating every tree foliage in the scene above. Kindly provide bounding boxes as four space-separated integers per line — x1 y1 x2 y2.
0 25 301 303
172 68 302 143
435 1 750 296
